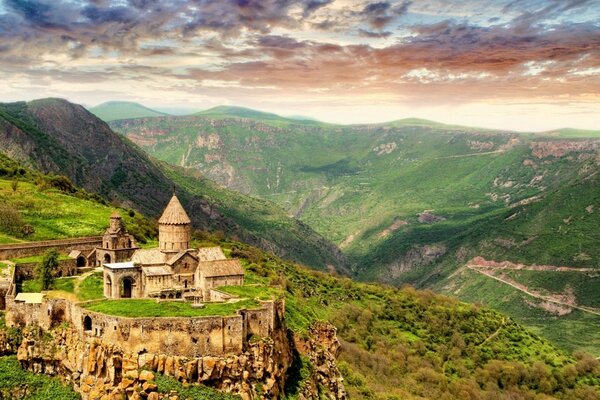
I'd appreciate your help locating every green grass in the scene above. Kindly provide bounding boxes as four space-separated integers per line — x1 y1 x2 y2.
21 276 76 293
0 180 111 241
218 284 281 300
0 356 79 400
83 298 259 318
76 273 104 301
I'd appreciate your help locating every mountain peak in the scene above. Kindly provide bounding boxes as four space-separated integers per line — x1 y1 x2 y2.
89 101 168 122
195 105 285 121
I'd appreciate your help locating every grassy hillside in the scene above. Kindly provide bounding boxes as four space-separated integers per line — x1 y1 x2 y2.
89 101 168 121
111 110 600 357
542 128 600 138
0 99 345 270
0 356 79 399
0 152 156 245
226 239 600 399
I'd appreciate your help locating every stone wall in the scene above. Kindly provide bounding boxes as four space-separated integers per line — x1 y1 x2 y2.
0 236 102 260
204 275 244 290
6 296 280 358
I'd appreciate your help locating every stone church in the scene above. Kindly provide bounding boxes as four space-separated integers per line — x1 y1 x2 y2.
101 194 243 300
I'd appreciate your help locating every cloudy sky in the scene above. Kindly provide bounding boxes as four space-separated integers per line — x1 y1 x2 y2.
1 0 599 131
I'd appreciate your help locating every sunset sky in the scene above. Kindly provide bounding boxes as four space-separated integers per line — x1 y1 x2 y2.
1 0 599 131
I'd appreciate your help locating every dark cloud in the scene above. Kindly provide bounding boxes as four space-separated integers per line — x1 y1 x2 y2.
358 29 392 38
359 1 411 29
303 0 334 16
0 0 334 64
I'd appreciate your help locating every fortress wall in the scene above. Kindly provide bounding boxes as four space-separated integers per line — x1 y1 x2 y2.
0 236 102 260
8 298 277 357
245 300 279 338
72 306 246 357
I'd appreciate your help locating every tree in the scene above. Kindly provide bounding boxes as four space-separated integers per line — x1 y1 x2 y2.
37 249 59 290
0 205 23 236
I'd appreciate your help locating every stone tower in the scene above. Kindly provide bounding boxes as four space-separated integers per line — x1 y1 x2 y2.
158 194 191 252
96 212 138 265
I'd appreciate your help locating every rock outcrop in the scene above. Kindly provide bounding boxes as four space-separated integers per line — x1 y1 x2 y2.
14 321 346 400
16 324 292 399
293 323 347 400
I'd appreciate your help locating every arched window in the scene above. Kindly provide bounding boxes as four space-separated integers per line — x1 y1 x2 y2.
83 316 92 331
104 254 111 264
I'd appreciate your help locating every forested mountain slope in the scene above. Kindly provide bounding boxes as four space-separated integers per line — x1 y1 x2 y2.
0 99 346 270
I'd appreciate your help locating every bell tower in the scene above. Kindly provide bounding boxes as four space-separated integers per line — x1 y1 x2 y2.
158 194 191 253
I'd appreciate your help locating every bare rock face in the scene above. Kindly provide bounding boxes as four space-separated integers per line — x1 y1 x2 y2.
15 325 293 399
14 322 346 400
293 323 347 400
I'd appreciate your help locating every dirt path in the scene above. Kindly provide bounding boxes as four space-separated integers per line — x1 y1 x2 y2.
46 269 99 302
469 257 597 273
435 150 506 159
466 264 600 316
478 317 506 346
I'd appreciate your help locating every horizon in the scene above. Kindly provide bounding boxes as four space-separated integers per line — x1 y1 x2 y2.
1 0 599 131
83 99 595 133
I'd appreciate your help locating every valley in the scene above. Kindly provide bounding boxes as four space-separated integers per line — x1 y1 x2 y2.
109 107 600 356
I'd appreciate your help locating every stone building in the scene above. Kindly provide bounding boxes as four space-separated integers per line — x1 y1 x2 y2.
95 212 138 266
103 194 244 300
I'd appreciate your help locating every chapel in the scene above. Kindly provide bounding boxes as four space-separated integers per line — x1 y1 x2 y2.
102 194 243 299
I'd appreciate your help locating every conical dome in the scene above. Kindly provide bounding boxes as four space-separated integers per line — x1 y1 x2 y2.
158 195 191 225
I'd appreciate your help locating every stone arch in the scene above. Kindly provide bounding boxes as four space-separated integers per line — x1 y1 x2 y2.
120 277 134 298
83 315 92 331
76 256 86 268
104 253 111 264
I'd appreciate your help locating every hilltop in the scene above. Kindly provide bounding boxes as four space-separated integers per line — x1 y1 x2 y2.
0 99 346 270
110 107 600 356
89 101 168 121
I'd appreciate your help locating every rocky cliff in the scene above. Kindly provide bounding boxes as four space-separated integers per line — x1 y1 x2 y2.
12 322 346 400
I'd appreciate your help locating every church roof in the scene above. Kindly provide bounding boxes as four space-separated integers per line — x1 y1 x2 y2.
103 262 136 270
15 293 45 304
197 259 244 277
131 249 168 265
167 250 198 266
158 195 191 225
196 247 226 261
